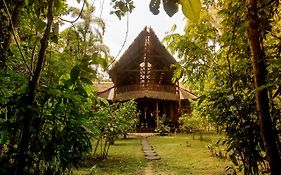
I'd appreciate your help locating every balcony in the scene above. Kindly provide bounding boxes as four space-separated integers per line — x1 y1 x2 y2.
115 84 179 101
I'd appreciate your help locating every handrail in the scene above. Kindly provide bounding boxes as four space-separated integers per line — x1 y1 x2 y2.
116 84 177 94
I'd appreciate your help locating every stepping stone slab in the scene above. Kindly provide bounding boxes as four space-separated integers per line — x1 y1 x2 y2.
142 143 151 146
143 150 155 153
142 145 152 148
143 149 154 153
142 145 153 149
145 155 161 160
143 148 154 152
141 136 161 161
144 152 158 156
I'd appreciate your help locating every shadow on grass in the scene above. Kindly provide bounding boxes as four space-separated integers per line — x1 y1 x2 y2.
112 138 140 146
74 137 146 174
77 154 146 174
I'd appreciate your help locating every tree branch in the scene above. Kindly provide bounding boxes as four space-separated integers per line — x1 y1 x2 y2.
30 0 55 90
273 85 281 99
16 0 55 174
271 33 281 40
1 0 25 69
2 0 32 74
30 35 39 72
59 0 86 24
108 11 130 70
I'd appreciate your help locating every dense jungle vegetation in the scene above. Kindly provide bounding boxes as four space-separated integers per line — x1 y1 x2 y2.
0 0 280 174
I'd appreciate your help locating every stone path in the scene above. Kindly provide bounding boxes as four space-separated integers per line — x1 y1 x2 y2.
144 162 154 175
141 136 161 160
141 136 160 175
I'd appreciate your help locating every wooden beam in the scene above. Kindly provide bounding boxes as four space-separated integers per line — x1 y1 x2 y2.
122 69 172 72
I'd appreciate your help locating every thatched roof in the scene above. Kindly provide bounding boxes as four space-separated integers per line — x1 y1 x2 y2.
93 82 114 100
109 27 176 85
179 86 197 100
93 82 114 92
94 27 197 102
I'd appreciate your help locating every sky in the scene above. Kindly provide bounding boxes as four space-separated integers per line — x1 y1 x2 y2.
67 0 187 59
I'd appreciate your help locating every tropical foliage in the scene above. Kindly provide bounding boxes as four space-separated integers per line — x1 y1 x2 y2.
179 111 209 133
154 114 171 135
164 0 281 174
91 100 138 159
1 0 281 174
0 0 138 174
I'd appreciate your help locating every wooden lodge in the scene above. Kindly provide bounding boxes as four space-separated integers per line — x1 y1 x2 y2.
95 27 196 131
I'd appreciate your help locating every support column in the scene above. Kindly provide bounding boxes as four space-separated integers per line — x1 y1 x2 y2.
113 70 117 102
156 101 159 128
177 81 181 118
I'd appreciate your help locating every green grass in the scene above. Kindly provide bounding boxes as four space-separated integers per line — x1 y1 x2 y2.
73 137 147 175
149 133 232 175
73 133 235 175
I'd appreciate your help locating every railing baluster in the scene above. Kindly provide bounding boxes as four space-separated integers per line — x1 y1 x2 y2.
116 84 176 94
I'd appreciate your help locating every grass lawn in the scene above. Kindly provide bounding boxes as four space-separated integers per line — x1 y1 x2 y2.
73 137 147 175
149 133 233 175
73 133 234 175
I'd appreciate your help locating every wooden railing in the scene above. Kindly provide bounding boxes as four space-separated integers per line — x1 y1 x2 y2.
116 84 177 94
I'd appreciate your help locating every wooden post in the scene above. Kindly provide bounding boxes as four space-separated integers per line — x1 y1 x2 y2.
113 73 117 102
177 81 181 118
156 100 159 128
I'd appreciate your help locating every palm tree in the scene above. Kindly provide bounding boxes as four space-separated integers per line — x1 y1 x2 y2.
59 0 110 80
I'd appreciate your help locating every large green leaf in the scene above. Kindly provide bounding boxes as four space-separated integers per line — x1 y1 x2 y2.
197 94 206 106
50 33 59 44
53 22 59 36
95 55 108 69
276 58 281 65
149 0 161 15
54 0 62 10
0 129 8 144
163 0 179 17
35 18 46 32
76 82 88 97
70 65 80 81
179 0 201 22
80 77 93 85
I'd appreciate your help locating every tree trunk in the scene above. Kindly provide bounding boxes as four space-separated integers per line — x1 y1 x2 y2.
16 0 55 174
245 0 281 174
